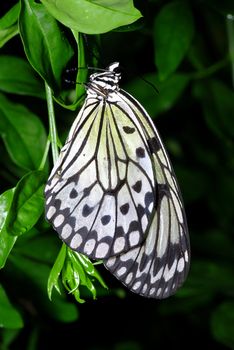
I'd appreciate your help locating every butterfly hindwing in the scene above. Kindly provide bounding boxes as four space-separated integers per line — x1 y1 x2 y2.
102 90 189 298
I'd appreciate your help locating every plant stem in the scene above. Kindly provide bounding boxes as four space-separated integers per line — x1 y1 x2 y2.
226 14 234 87
45 82 59 164
188 57 229 80
38 139 50 171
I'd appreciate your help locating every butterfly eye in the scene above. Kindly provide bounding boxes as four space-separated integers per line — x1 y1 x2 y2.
112 65 122 75
45 62 190 299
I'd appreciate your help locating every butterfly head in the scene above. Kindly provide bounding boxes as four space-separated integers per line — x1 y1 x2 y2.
87 62 121 98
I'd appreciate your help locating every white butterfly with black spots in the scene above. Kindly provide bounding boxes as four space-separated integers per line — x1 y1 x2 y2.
44 62 190 299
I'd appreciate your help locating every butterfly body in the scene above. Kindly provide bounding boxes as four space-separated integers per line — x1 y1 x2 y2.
45 62 190 298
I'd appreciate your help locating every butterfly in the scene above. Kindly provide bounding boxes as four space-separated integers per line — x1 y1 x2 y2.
44 62 190 299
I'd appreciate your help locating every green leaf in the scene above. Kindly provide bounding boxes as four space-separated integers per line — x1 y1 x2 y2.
15 234 60 265
62 252 85 303
0 3 20 48
19 0 74 94
0 188 17 268
207 80 234 139
47 243 67 300
175 165 209 203
47 292 79 323
56 31 87 110
40 0 142 34
192 230 234 261
154 2 194 80
0 55 45 98
64 249 108 302
8 253 79 322
193 79 234 140
6 170 46 236
211 301 234 348
49 245 108 303
182 260 234 297
0 93 47 170
113 18 144 32
76 253 108 290
0 329 21 349
125 73 190 117
0 284 23 328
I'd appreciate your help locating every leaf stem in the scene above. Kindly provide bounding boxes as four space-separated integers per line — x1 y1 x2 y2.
45 82 59 164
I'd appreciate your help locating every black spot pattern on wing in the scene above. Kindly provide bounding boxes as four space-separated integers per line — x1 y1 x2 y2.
70 188 78 198
132 180 142 193
123 126 135 134
136 147 145 158
120 203 130 215
101 215 111 225
137 204 146 219
82 204 94 217
148 137 160 154
145 192 154 208
83 186 93 196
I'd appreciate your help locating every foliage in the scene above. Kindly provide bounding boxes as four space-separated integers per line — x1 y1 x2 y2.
0 0 233 349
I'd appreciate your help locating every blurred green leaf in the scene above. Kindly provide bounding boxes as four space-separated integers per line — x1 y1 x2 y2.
159 260 234 315
41 0 142 34
193 79 234 140
0 3 20 48
46 291 79 323
192 230 234 263
8 253 79 323
26 327 39 350
210 171 234 228
0 188 17 268
183 260 234 297
0 55 45 98
14 234 59 264
19 0 74 95
125 73 189 117
154 2 194 80
0 329 21 349
6 170 46 236
0 284 23 328
0 93 47 170
176 165 208 203
159 291 212 315
211 301 234 348
114 341 142 350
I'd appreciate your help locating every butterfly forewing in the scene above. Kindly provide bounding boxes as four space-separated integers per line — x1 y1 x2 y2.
45 87 157 260
45 62 190 298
